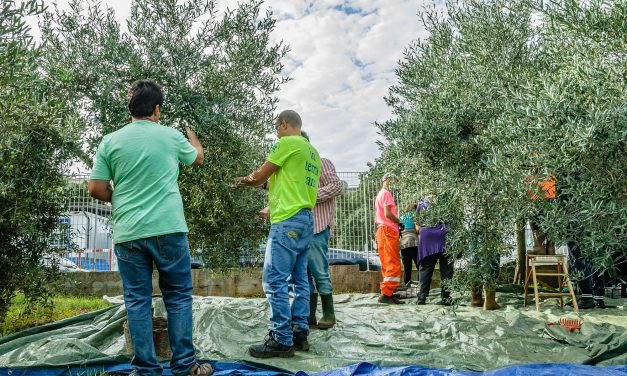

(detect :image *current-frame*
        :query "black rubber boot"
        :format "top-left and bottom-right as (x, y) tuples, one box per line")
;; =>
(308, 293), (318, 329)
(436, 297), (453, 306)
(392, 296), (406, 304)
(379, 294), (406, 304)
(317, 294), (336, 329)
(248, 332), (294, 358)
(293, 331), (310, 351)
(577, 297), (596, 309)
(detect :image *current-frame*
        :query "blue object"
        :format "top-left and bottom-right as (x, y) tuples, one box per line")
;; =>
(0, 361), (291, 376)
(308, 227), (333, 295)
(263, 209), (314, 346)
(305, 362), (627, 376)
(399, 212), (416, 230)
(115, 233), (196, 375)
(3, 362), (625, 376)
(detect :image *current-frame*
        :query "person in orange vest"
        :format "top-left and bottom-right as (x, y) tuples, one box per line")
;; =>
(374, 173), (405, 304)
(528, 176), (556, 254)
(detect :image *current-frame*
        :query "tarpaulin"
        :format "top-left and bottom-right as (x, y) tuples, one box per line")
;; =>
(2, 361), (625, 376)
(306, 362), (627, 376)
(0, 290), (625, 374)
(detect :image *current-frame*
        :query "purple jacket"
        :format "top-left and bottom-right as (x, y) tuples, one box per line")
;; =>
(416, 197), (448, 261)
(418, 225), (448, 261)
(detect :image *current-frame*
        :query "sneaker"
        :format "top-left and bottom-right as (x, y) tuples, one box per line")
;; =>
(415, 298), (426, 305)
(188, 363), (214, 376)
(594, 299), (606, 309)
(577, 297), (596, 310)
(249, 332), (294, 358)
(293, 331), (309, 351)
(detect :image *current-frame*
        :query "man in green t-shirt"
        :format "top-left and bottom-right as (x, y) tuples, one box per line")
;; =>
(88, 80), (212, 376)
(232, 110), (321, 358)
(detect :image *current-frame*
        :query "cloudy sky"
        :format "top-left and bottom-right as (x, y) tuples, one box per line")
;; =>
(41, 0), (432, 171)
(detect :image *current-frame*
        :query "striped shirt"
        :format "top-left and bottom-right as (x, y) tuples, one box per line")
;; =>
(314, 158), (342, 235)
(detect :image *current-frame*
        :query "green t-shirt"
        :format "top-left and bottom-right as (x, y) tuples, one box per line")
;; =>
(90, 120), (198, 243)
(267, 135), (321, 224)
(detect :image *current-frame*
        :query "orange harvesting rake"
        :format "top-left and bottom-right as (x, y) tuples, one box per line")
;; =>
(559, 318), (582, 331)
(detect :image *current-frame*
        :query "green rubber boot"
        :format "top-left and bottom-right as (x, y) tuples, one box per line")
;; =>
(308, 293), (318, 329)
(317, 294), (336, 329)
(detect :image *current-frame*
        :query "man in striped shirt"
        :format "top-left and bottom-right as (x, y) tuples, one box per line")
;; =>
(302, 132), (343, 329)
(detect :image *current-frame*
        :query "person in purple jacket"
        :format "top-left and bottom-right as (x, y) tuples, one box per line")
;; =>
(415, 197), (454, 305)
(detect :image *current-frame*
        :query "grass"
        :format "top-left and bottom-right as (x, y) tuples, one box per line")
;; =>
(0, 294), (113, 337)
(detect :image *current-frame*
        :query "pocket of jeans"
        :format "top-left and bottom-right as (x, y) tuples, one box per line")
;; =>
(114, 241), (134, 261)
(277, 222), (309, 251)
(158, 233), (188, 262)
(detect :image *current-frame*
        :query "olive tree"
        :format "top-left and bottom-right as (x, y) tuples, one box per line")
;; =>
(510, 0), (627, 274)
(0, 0), (79, 322)
(41, 0), (289, 268)
(377, 0), (626, 291)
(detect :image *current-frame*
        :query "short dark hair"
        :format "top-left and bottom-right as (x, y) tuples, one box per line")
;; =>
(128, 80), (163, 117)
(276, 110), (302, 128)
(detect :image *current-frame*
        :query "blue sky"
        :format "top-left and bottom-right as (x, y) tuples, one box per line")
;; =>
(42, 0), (430, 171)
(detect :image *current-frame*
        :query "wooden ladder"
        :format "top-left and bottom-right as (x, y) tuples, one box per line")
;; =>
(524, 254), (578, 312)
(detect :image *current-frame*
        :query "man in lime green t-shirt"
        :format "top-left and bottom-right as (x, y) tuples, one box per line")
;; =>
(88, 80), (212, 376)
(232, 109), (321, 358)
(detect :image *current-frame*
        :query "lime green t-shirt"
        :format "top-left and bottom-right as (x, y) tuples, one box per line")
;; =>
(90, 120), (198, 243)
(267, 135), (321, 224)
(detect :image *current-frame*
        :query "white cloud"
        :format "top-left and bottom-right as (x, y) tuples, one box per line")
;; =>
(39, 0), (430, 171)
(261, 0), (427, 171)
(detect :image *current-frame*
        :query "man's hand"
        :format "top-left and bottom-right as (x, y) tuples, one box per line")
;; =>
(230, 176), (249, 189)
(259, 206), (269, 220)
(88, 180), (113, 202)
(230, 162), (279, 189)
(384, 205), (400, 224)
(185, 127), (204, 167)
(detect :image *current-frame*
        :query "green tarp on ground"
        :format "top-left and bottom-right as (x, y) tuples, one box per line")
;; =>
(0, 288), (625, 373)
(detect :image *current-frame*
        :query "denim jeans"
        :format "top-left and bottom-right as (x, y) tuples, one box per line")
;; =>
(308, 227), (333, 295)
(115, 233), (195, 376)
(263, 209), (314, 346)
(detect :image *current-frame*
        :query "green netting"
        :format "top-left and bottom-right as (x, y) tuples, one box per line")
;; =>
(0, 289), (625, 373)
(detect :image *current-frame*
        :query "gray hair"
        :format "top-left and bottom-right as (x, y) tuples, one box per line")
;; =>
(382, 172), (399, 183)
(277, 110), (302, 129)
(301, 130), (310, 141)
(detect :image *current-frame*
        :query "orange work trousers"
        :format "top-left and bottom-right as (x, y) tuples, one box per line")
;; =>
(376, 225), (401, 296)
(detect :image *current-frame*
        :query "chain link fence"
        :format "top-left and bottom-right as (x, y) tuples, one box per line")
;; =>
(56, 172), (378, 271)
(54, 174), (115, 271)
(330, 172), (378, 257)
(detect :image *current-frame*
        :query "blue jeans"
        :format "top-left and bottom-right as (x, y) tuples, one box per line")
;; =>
(262, 209), (314, 346)
(115, 233), (195, 376)
(308, 227), (333, 295)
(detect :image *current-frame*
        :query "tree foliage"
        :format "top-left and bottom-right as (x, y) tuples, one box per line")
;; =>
(40, 0), (289, 268)
(377, 0), (626, 288)
(0, 0), (79, 322)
